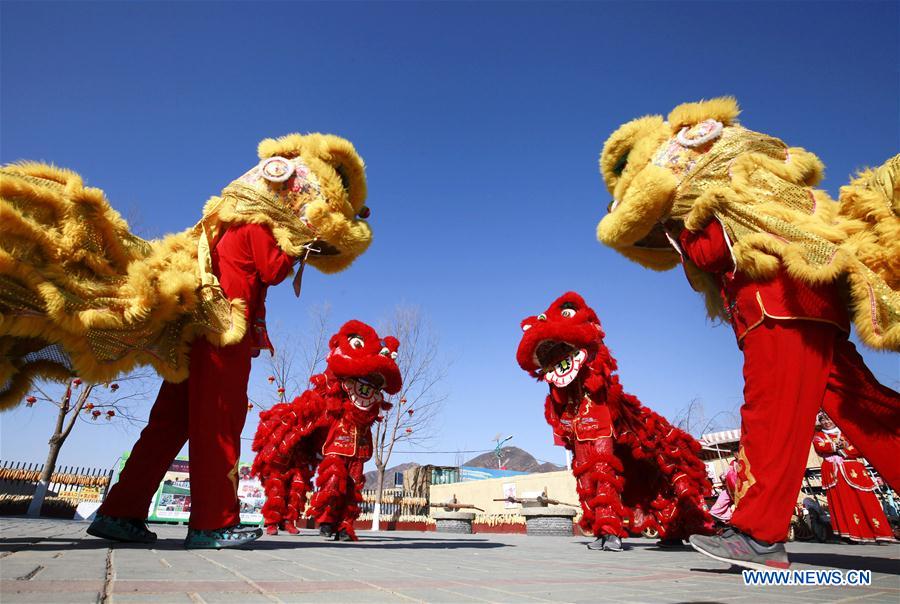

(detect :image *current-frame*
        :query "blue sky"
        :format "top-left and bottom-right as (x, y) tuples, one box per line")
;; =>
(1, 1), (897, 474)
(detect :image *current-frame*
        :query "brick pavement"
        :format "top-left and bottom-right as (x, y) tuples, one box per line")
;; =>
(1, 518), (898, 603)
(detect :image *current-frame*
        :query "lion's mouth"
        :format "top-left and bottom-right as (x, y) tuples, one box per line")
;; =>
(543, 349), (587, 388)
(345, 373), (386, 409)
(534, 340), (576, 369)
(308, 240), (341, 257)
(633, 219), (680, 250)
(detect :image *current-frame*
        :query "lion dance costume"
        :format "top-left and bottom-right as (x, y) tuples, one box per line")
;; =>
(813, 412), (895, 543)
(252, 320), (401, 541)
(596, 97), (899, 568)
(516, 292), (713, 551)
(1, 133), (375, 547)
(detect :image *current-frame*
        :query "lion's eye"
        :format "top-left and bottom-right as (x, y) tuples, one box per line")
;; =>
(349, 336), (365, 349)
(561, 308), (576, 318)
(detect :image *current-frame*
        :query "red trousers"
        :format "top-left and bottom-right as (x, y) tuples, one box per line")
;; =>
(572, 437), (627, 538)
(731, 319), (899, 543)
(308, 455), (366, 536)
(826, 480), (894, 543)
(99, 336), (252, 530)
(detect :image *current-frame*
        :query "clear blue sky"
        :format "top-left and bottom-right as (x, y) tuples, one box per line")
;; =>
(1, 1), (897, 474)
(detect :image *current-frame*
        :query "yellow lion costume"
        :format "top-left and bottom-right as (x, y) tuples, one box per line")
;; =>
(596, 97), (899, 351)
(0, 133), (372, 409)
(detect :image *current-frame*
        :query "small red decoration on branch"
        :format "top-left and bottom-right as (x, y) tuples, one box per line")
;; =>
(73, 378), (82, 386)
(106, 410), (115, 420)
(91, 410), (101, 420)
(26, 396), (37, 407)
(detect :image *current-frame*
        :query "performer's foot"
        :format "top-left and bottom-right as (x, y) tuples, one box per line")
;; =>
(586, 537), (605, 550)
(265, 524), (278, 536)
(285, 522), (300, 535)
(86, 513), (157, 544)
(656, 538), (688, 549)
(184, 524), (263, 549)
(337, 529), (353, 542)
(601, 535), (623, 552)
(689, 528), (790, 570)
(319, 523), (335, 539)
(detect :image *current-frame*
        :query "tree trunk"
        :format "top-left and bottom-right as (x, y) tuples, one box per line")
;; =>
(27, 438), (64, 517)
(372, 463), (386, 531)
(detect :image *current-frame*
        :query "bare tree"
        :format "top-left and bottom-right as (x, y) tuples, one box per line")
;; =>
(673, 397), (737, 438)
(371, 306), (447, 529)
(260, 303), (332, 408)
(25, 371), (157, 516)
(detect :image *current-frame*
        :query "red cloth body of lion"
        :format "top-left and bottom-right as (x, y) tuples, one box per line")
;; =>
(251, 320), (401, 541)
(516, 292), (713, 549)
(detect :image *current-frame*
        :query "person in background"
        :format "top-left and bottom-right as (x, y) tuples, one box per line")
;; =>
(813, 411), (895, 544)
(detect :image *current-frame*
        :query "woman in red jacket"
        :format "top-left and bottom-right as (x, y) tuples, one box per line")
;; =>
(813, 411), (895, 544)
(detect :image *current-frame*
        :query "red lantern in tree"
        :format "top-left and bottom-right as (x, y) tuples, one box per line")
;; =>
(247, 403), (254, 410)
(277, 387), (285, 395)
(408, 408), (414, 416)
(106, 410), (115, 420)
(405, 428), (413, 434)
(84, 403), (95, 411)
(400, 398), (407, 404)
(26, 396), (37, 407)
(109, 383), (119, 391)
(73, 378), (82, 386)
(267, 376), (275, 383)
(91, 410), (101, 420)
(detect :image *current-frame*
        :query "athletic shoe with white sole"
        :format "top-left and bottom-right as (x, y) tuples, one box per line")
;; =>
(689, 528), (790, 570)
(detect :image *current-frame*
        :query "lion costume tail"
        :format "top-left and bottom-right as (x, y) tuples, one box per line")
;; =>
(613, 390), (715, 539)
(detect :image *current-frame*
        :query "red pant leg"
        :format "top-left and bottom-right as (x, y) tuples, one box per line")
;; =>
(822, 338), (900, 490)
(186, 336), (252, 530)
(730, 320), (834, 543)
(99, 380), (189, 518)
(309, 455), (350, 525)
(573, 438), (626, 538)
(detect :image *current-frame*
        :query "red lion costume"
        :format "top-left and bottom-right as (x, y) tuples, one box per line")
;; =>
(251, 320), (401, 541)
(516, 292), (713, 550)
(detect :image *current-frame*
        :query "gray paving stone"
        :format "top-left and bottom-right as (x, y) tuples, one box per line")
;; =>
(1, 518), (899, 603)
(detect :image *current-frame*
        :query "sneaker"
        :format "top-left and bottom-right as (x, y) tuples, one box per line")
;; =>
(656, 538), (689, 549)
(337, 529), (353, 542)
(319, 523), (335, 539)
(184, 524), (262, 549)
(265, 524), (278, 536)
(602, 535), (623, 552)
(689, 528), (790, 570)
(87, 513), (157, 544)
(285, 522), (300, 535)
(586, 537), (605, 551)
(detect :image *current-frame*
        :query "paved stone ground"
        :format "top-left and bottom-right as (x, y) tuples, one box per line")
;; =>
(1, 518), (898, 603)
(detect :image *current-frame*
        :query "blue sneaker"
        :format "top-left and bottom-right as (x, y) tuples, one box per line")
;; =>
(184, 524), (262, 549)
(87, 513), (157, 544)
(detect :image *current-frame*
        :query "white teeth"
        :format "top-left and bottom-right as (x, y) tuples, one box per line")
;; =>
(543, 349), (587, 388)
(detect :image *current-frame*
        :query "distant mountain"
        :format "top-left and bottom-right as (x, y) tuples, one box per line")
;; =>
(362, 447), (563, 489)
(463, 446), (563, 473)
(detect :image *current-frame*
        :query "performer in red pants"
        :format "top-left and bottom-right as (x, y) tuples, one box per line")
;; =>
(681, 220), (900, 568)
(91, 223), (293, 548)
(813, 412), (895, 543)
